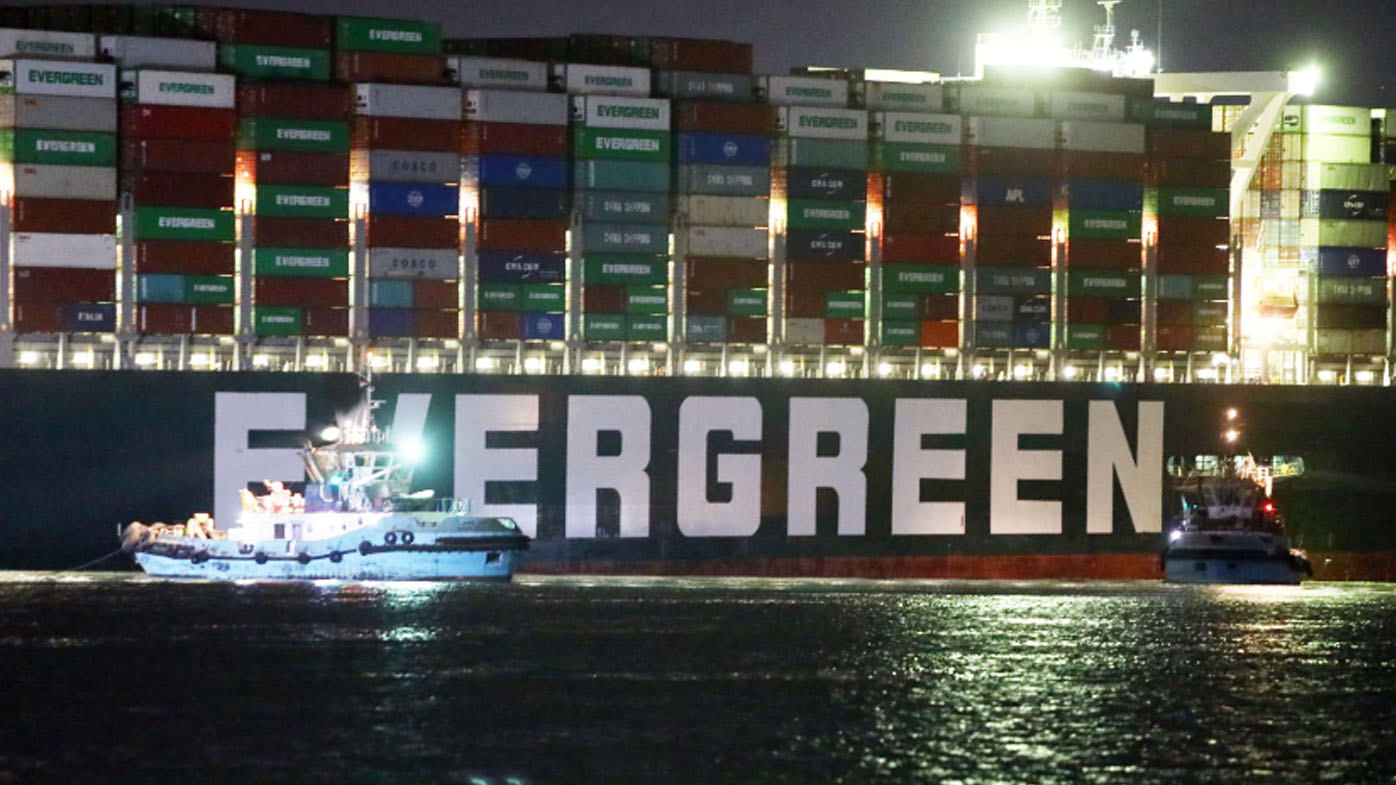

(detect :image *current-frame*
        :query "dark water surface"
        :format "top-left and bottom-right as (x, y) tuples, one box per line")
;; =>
(2, 574), (1394, 785)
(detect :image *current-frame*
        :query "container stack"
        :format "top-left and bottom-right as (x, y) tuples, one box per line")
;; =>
(2, 53), (119, 334)
(768, 75), (868, 348)
(1057, 91), (1145, 354)
(570, 85), (673, 345)
(868, 82), (963, 351)
(961, 85), (1055, 353)
(351, 82), (462, 341)
(659, 38), (771, 346)
(121, 68), (237, 336)
(460, 78), (569, 342)
(334, 16), (446, 85)
(1138, 99), (1231, 354)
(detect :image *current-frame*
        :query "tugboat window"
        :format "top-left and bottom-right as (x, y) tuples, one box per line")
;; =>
(274, 523), (285, 540)
(486, 552), (500, 564)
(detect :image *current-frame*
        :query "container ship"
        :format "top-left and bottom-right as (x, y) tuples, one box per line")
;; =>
(2, 2), (1395, 579)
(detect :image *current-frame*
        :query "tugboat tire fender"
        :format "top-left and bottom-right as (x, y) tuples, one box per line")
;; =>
(384, 532), (398, 546)
(255, 553), (268, 565)
(358, 541), (371, 556)
(401, 531), (415, 545)
(297, 553), (311, 565)
(330, 551), (343, 563)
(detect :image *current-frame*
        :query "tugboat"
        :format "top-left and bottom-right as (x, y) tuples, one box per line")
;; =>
(1162, 409), (1311, 584)
(120, 369), (529, 581)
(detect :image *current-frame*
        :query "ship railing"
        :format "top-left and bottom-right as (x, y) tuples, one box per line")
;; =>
(436, 498), (473, 514)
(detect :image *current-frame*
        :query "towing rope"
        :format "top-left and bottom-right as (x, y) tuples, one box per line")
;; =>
(59, 548), (125, 573)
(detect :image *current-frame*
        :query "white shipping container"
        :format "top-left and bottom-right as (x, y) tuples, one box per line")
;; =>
(0, 59), (116, 98)
(0, 28), (95, 60)
(366, 247), (461, 280)
(965, 116), (1056, 149)
(570, 95), (671, 131)
(1048, 91), (1126, 121)
(464, 89), (568, 126)
(1299, 218), (1388, 248)
(1350, 329), (1387, 354)
(354, 83), (462, 121)
(779, 106), (866, 140)
(349, 150), (461, 183)
(1301, 105), (1370, 136)
(957, 86), (1036, 117)
(0, 163), (117, 199)
(685, 226), (770, 258)
(0, 95), (116, 131)
(1302, 134), (1372, 164)
(99, 35), (216, 70)
(677, 195), (769, 227)
(864, 82), (943, 112)
(876, 111), (961, 144)
(1303, 162), (1388, 191)
(783, 317), (825, 343)
(449, 56), (548, 91)
(974, 295), (1014, 322)
(558, 64), (651, 97)
(1059, 120), (1145, 153)
(759, 75), (848, 107)
(9, 232), (117, 269)
(120, 69), (235, 108)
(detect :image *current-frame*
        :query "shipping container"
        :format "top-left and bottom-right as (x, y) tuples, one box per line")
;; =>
(351, 115), (458, 152)
(236, 117), (349, 153)
(449, 57), (548, 91)
(648, 37), (753, 74)
(881, 232), (959, 264)
(673, 101), (777, 135)
(1059, 121), (1145, 153)
(250, 184), (347, 219)
(369, 247), (460, 280)
(463, 154), (568, 190)
(579, 285), (624, 313)
(463, 90), (568, 126)
(254, 276), (348, 308)
(1067, 210), (1142, 241)
(252, 247), (350, 278)
(965, 146), (1059, 178)
(124, 171), (232, 208)
(413, 308), (458, 338)
(354, 182), (457, 217)
(2, 163), (115, 200)
(366, 308), (411, 338)
(13, 266), (113, 303)
(1048, 91), (1125, 121)
(1059, 151), (1144, 181)
(686, 314), (728, 342)
(336, 16), (442, 55)
(786, 167), (865, 201)
(131, 241), (233, 275)
(880, 172), (961, 204)
(0, 59), (115, 99)
(478, 187), (568, 220)
(760, 75), (848, 107)
(366, 215), (459, 248)
(580, 222), (669, 254)
(558, 64), (650, 97)
(675, 132), (770, 167)
(477, 251), (566, 283)
(119, 69), (235, 108)
(412, 280), (458, 309)
(774, 137), (868, 169)
(239, 150), (349, 185)
(475, 309), (523, 340)
(785, 230), (864, 262)
(685, 225), (767, 258)
(0, 95), (115, 132)
(675, 164), (769, 196)
(975, 205), (1052, 236)
(865, 84), (944, 113)
(12, 197), (113, 234)
(779, 107), (865, 141)
(964, 176), (1054, 207)
(1146, 128), (1230, 161)
(0, 128), (115, 167)
(1146, 158), (1229, 188)
(1305, 189), (1387, 221)
(575, 191), (669, 224)
(477, 218), (567, 253)
(100, 35), (216, 70)
(582, 254), (668, 285)
(460, 121), (567, 157)
(572, 160), (670, 192)
(956, 85), (1035, 117)
(570, 95), (670, 131)
(1065, 238), (1141, 269)
(872, 142), (961, 174)
(334, 52), (447, 85)
(572, 127), (671, 163)
(353, 82), (460, 120)
(975, 265), (1052, 295)
(676, 195), (767, 227)
(782, 316), (822, 344)
(252, 217), (348, 249)
(0, 28), (96, 60)
(119, 104), (236, 141)
(653, 70), (753, 101)
(1313, 247), (1387, 278)
(966, 116), (1055, 149)
(203, 8), (331, 48)
(1128, 99), (1211, 128)
(520, 284), (565, 312)
(236, 81), (351, 120)
(685, 257), (768, 289)
(1063, 180), (1144, 211)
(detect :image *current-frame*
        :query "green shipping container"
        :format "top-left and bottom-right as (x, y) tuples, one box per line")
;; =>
(1193, 275), (1230, 301)
(880, 293), (920, 319)
(1315, 276), (1387, 304)
(1156, 274), (1193, 300)
(881, 264), (958, 294)
(582, 254), (668, 285)
(1068, 210), (1141, 241)
(1155, 188), (1229, 218)
(1299, 219), (1388, 249)
(572, 128), (671, 163)
(582, 313), (627, 341)
(369, 280), (414, 308)
(136, 273), (186, 303)
(253, 306), (303, 336)
(787, 198), (865, 231)
(626, 316), (668, 342)
(573, 160), (671, 193)
(1064, 324), (1104, 351)
(1128, 98), (1211, 128)
(873, 142), (961, 174)
(881, 320), (920, 346)
(1068, 269), (1140, 299)
(1194, 325), (1228, 352)
(726, 288), (767, 317)
(625, 286), (668, 315)
(1193, 300), (1229, 325)
(132, 207), (235, 241)
(521, 284), (566, 311)
(218, 45), (333, 81)
(477, 283), (521, 310)
(237, 118), (350, 153)
(253, 185), (348, 219)
(775, 138), (869, 170)
(253, 247), (350, 278)
(825, 290), (866, 318)
(336, 16), (443, 55)
(186, 275), (234, 304)
(0, 128), (116, 166)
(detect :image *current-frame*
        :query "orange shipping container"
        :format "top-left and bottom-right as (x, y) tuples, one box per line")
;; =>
(476, 310), (523, 340)
(976, 206), (1052, 237)
(336, 52), (448, 86)
(12, 197), (114, 234)
(1059, 151), (1145, 181)
(824, 318), (864, 345)
(14, 267), (114, 304)
(414, 309), (459, 339)
(476, 219), (565, 254)
(881, 232), (959, 264)
(882, 201), (960, 234)
(1066, 239), (1141, 270)
(919, 320), (959, 348)
(366, 216), (458, 249)
(974, 234), (1052, 267)
(685, 257), (769, 290)
(966, 147), (1058, 178)
(352, 116), (460, 153)
(132, 241), (235, 275)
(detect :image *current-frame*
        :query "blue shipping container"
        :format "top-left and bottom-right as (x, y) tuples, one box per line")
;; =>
(965, 177), (1055, 208)
(1015, 295), (1051, 320)
(1314, 190), (1388, 221)
(63, 302), (116, 332)
(676, 132), (772, 166)
(1012, 320), (1051, 349)
(369, 280), (415, 308)
(784, 167), (866, 201)
(479, 187), (569, 220)
(366, 183), (460, 217)
(477, 251), (567, 283)
(137, 274), (186, 303)
(786, 230), (865, 262)
(465, 155), (568, 189)
(522, 312), (566, 340)
(1063, 180), (1143, 210)
(1315, 246), (1388, 277)
(367, 308), (414, 338)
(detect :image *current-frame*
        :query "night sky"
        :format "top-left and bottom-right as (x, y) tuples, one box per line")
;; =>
(111, 0), (1396, 106)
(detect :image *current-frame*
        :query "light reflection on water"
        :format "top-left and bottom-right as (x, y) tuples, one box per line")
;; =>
(0, 572), (1393, 785)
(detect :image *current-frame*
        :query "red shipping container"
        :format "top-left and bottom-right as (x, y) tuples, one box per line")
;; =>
(352, 116), (460, 153)
(120, 104), (237, 141)
(967, 147), (1059, 178)
(123, 138), (236, 174)
(336, 52), (448, 86)
(880, 172), (962, 205)
(685, 257), (769, 290)
(12, 197), (114, 234)
(461, 122), (569, 157)
(414, 308), (459, 339)
(303, 306), (349, 337)
(782, 285), (825, 318)
(974, 234), (1052, 267)
(919, 293), (959, 321)
(132, 241), (235, 275)
(1106, 325), (1141, 351)
(1155, 247), (1229, 275)
(139, 304), (193, 334)
(824, 318), (864, 346)
(12, 302), (64, 333)
(1156, 301), (1194, 327)
(727, 316), (767, 343)
(882, 201), (960, 234)
(784, 261), (866, 292)
(1155, 325), (1196, 352)
(124, 172), (234, 209)
(684, 288), (726, 315)
(920, 320), (959, 348)
(412, 280), (458, 310)
(366, 216), (458, 249)
(674, 101), (778, 134)
(254, 217), (349, 249)
(236, 150), (349, 186)
(1066, 239), (1142, 270)
(1157, 216), (1230, 248)
(1146, 128), (1230, 161)
(14, 267), (114, 304)
(1058, 151), (1145, 181)
(192, 305), (235, 335)
(881, 232), (959, 264)
(476, 219), (565, 254)
(1067, 298), (1108, 323)
(201, 7), (331, 48)
(1146, 159), (1230, 188)
(650, 37), (754, 74)
(581, 285), (626, 313)
(237, 82), (352, 120)
(476, 310), (523, 340)
(976, 206), (1052, 237)
(255, 277), (348, 308)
